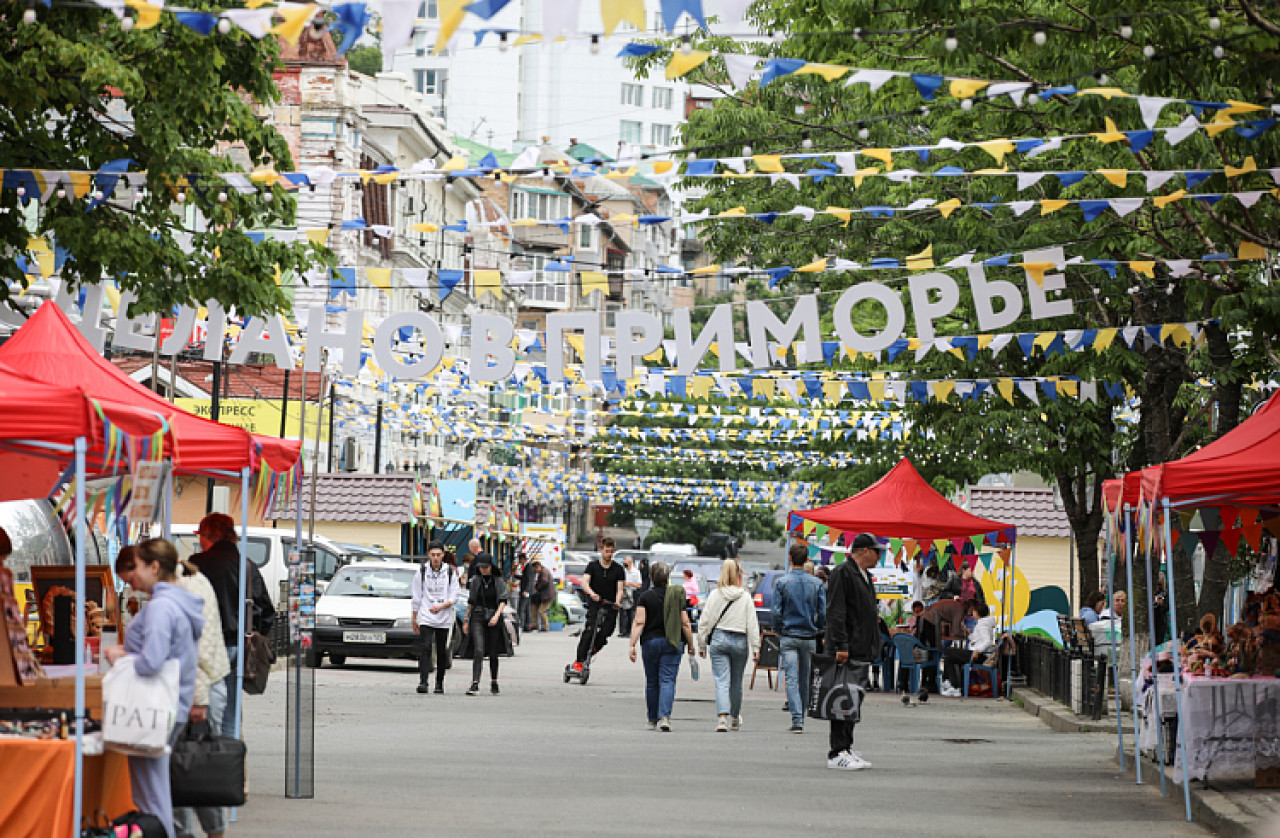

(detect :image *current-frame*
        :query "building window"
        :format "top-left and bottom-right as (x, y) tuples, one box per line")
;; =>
(512, 190), (568, 221)
(415, 69), (448, 96)
(650, 124), (672, 146)
(579, 224), (594, 250)
(620, 83), (644, 107)
(418, 0), (437, 18)
(652, 88), (674, 109)
(620, 120), (642, 144)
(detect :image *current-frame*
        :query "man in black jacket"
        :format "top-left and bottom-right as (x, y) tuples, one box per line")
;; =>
(190, 513), (275, 738)
(824, 533), (884, 771)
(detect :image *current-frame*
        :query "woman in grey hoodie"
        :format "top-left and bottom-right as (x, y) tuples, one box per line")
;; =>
(697, 559), (761, 732)
(105, 539), (205, 838)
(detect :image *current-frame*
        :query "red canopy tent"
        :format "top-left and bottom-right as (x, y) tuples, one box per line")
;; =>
(0, 301), (302, 477)
(1135, 390), (1280, 507)
(792, 458), (1016, 542)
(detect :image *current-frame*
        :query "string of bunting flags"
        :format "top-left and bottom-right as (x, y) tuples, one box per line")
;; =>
(788, 512), (1017, 567)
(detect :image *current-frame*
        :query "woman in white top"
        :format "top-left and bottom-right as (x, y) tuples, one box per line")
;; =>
(942, 602), (1000, 695)
(698, 559), (761, 732)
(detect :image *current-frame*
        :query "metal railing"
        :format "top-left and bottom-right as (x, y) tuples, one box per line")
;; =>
(1016, 634), (1107, 720)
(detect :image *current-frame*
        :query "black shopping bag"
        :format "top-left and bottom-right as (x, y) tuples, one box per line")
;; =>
(243, 631), (275, 696)
(170, 722), (248, 807)
(806, 655), (868, 722)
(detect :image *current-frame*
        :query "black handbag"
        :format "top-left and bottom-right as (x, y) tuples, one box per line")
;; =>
(169, 722), (248, 807)
(243, 631), (275, 696)
(106, 811), (167, 838)
(806, 655), (870, 722)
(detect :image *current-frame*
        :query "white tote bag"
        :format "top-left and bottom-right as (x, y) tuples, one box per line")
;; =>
(102, 655), (181, 756)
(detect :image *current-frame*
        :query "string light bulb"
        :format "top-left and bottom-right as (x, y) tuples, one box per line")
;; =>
(857, 125), (869, 140)
(1033, 28), (1046, 46)
(217, 190), (228, 203)
(1209, 7), (1221, 30)
(679, 35), (692, 55)
(944, 31), (958, 52)
(1143, 44), (1156, 58)
(15, 187), (24, 198)
(176, 189), (187, 203)
(217, 17), (231, 34)
(1213, 44), (1225, 58)
(121, 11), (135, 31)
(92, 190), (103, 202)
(1096, 72), (1109, 85)
(541, 167), (552, 181)
(262, 190), (273, 203)
(741, 144), (752, 157)
(23, 4), (36, 24)
(498, 32), (509, 52)
(56, 187), (66, 199)
(960, 98), (973, 110)
(801, 134), (813, 150)
(770, 29), (786, 44)
(589, 34), (600, 55)
(1119, 18), (1133, 39)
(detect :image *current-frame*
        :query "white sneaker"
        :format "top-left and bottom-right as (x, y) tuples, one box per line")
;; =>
(827, 751), (870, 771)
(658, 717), (671, 732)
(730, 715), (742, 731)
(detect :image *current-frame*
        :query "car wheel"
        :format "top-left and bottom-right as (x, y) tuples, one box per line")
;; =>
(329, 654), (347, 666)
(305, 648), (322, 668)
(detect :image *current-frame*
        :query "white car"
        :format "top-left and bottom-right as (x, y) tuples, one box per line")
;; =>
(556, 590), (587, 625)
(649, 543), (697, 557)
(309, 561), (419, 668)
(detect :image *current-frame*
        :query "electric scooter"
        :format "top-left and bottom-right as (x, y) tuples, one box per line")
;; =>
(563, 601), (619, 686)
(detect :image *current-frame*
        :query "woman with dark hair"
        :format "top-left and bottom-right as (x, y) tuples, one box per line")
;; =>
(628, 562), (696, 732)
(458, 553), (511, 695)
(103, 539), (205, 838)
(1079, 591), (1107, 626)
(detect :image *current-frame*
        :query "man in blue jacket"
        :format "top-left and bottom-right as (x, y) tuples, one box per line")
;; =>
(772, 544), (826, 733)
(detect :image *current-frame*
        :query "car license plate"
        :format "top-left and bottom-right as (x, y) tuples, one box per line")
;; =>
(342, 631), (385, 644)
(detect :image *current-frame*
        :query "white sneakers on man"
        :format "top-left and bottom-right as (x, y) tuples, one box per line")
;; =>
(827, 751), (871, 771)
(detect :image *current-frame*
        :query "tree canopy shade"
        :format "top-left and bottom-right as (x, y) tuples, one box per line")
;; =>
(794, 458), (1014, 542)
(0, 7), (332, 315)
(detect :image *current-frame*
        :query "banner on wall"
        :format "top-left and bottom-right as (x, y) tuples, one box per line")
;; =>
(522, 522), (565, 579)
(175, 398), (327, 440)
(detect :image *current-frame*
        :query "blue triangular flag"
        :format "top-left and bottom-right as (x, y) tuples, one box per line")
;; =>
(760, 58), (805, 87)
(911, 74), (944, 100)
(438, 268), (463, 301)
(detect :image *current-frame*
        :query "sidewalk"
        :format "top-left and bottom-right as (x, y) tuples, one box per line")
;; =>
(1016, 686), (1280, 838)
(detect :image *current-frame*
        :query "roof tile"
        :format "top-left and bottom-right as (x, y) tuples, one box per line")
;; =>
(269, 473), (416, 523)
(966, 486), (1071, 538)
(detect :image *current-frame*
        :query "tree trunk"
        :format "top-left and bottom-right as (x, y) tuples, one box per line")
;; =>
(1056, 468), (1106, 606)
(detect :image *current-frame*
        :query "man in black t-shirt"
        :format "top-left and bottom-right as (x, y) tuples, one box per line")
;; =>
(571, 538), (625, 671)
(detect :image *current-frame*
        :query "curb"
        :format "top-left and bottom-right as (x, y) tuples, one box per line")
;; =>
(1012, 687), (1134, 735)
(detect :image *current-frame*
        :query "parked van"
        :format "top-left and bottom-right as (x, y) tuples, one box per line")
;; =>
(648, 543), (697, 557)
(168, 525), (386, 606)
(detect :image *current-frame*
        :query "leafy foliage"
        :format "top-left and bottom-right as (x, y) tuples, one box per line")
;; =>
(346, 46), (383, 78)
(0, 8), (333, 315)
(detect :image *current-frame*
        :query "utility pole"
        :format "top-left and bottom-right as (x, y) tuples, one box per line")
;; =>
(205, 358), (222, 514)
(373, 400), (383, 474)
(279, 369), (291, 438)
(326, 383), (336, 473)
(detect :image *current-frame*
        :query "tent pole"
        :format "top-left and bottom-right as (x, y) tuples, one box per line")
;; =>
(1162, 498), (1192, 821)
(1105, 515), (1123, 770)
(72, 436), (86, 838)
(161, 458), (173, 541)
(1123, 505), (1142, 784)
(1144, 513), (1168, 797)
(1006, 542), (1017, 699)
(234, 468), (250, 739)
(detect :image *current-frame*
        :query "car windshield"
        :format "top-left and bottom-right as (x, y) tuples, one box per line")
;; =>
(563, 562), (588, 577)
(324, 567), (416, 598)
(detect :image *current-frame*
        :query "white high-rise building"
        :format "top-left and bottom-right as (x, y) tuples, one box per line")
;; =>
(392, 0), (692, 156)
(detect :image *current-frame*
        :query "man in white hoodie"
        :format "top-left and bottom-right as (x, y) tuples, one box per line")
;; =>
(698, 559), (761, 732)
(412, 541), (461, 694)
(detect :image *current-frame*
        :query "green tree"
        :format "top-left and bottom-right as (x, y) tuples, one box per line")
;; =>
(0, 10), (332, 315)
(346, 45), (383, 78)
(631, 0), (1280, 628)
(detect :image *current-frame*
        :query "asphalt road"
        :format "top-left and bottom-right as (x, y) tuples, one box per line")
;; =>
(229, 627), (1209, 838)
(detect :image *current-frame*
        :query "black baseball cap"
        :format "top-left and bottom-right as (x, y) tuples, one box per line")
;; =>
(851, 533), (880, 551)
(472, 552), (495, 569)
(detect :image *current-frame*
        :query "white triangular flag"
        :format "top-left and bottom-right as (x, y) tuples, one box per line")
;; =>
(1144, 171), (1176, 191)
(1166, 260), (1194, 277)
(769, 173), (800, 189)
(1017, 380), (1039, 404)
(1137, 97), (1175, 129)
(379, 0), (419, 68)
(943, 251), (976, 268)
(1237, 191), (1265, 208)
(1165, 115), (1200, 147)
(1109, 198), (1144, 217)
(1079, 382), (1098, 403)
(845, 69), (897, 91)
(716, 0), (754, 30)
(1026, 137), (1062, 159)
(986, 82), (1032, 105)
(223, 9), (273, 38)
(543, 0), (582, 38)
(1016, 172), (1046, 191)
(722, 54), (760, 90)
(402, 269), (431, 290)
(989, 334), (1014, 355)
(1009, 201), (1036, 217)
(786, 205), (815, 221)
(904, 199), (936, 211)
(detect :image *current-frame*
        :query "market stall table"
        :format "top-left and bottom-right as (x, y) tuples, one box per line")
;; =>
(0, 738), (133, 838)
(1156, 676), (1280, 783)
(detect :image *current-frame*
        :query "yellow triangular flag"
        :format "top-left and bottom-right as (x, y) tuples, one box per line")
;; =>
(689, 264), (721, 274)
(862, 148), (894, 170)
(794, 63), (848, 82)
(689, 376), (713, 400)
(796, 258), (827, 273)
(1205, 110), (1236, 137)
(411, 222), (440, 233)
(124, 0), (162, 28)
(1093, 329), (1117, 352)
(564, 333), (586, 360)
(950, 79), (990, 100)
(825, 206), (852, 226)
(580, 271), (609, 298)
(1033, 331), (1055, 351)
(1077, 87), (1130, 100)
(1021, 262), (1053, 286)
(1040, 200), (1069, 215)
(601, 0), (645, 35)
(937, 198), (961, 218)
(753, 155), (784, 173)
(666, 50), (711, 80)
(474, 269), (503, 300)
(1098, 169), (1128, 188)
(823, 381), (844, 403)
(1153, 189), (1186, 209)
(366, 268), (392, 293)
(997, 379), (1015, 404)
(441, 156), (467, 172)
(1092, 117), (1126, 144)
(1239, 240), (1267, 260)
(976, 139), (1015, 165)
(272, 2), (318, 45)
(905, 245), (934, 271)
(717, 207), (747, 217)
(1128, 261), (1156, 278)
(1225, 156), (1258, 178)
(755, 378), (776, 401)
(932, 380), (955, 402)
(652, 161), (675, 175)
(434, 0), (468, 53)
(1224, 100), (1265, 116)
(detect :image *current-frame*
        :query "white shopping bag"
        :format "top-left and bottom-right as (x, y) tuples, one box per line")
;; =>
(102, 655), (180, 756)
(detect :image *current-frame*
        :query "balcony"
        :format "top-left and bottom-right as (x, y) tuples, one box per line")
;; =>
(521, 281), (569, 310)
(511, 224), (570, 249)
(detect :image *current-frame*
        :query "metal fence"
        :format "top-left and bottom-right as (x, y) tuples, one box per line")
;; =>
(1015, 634), (1108, 720)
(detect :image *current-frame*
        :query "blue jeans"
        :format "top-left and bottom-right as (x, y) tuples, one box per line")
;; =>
(641, 635), (682, 723)
(708, 630), (749, 717)
(221, 645), (239, 738)
(174, 680), (227, 837)
(780, 636), (816, 727)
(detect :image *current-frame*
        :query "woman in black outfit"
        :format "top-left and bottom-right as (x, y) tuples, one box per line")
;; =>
(459, 553), (512, 695)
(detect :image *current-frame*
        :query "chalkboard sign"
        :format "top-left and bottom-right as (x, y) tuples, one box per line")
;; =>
(757, 632), (780, 670)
